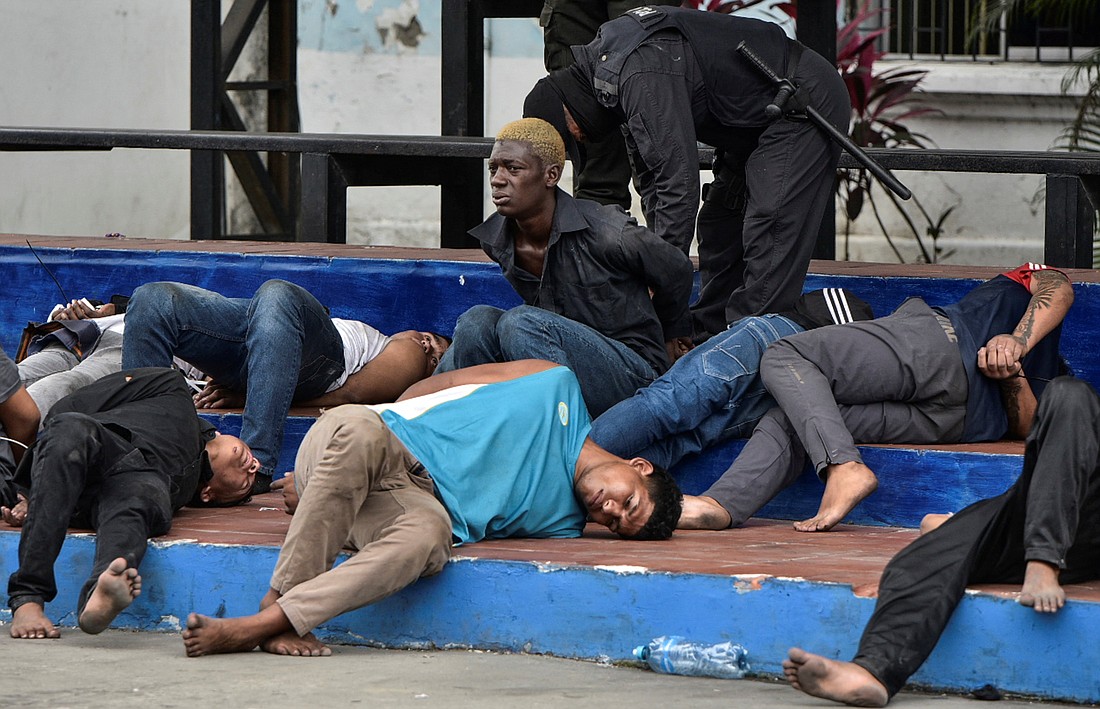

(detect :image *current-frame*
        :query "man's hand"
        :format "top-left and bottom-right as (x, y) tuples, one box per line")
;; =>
(51, 300), (115, 321)
(665, 336), (694, 365)
(977, 334), (1026, 380)
(271, 473), (299, 515)
(193, 382), (245, 409)
(1, 493), (28, 527)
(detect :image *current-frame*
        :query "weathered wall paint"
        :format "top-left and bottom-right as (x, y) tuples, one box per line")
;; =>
(0, 1), (1079, 261)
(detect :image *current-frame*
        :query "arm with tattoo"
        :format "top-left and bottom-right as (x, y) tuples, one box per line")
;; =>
(1010, 269), (1074, 354)
(997, 370), (1037, 439)
(979, 270), (1074, 379)
(979, 269), (1071, 436)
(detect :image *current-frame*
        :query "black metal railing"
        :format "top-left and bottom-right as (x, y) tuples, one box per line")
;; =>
(1, 125), (1097, 267)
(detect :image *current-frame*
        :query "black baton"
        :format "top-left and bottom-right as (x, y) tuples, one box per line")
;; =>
(736, 41), (912, 201)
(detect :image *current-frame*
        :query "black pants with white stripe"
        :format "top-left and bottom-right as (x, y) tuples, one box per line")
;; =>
(758, 297), (968, 477)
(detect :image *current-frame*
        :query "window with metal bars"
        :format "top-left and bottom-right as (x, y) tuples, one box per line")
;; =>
(856, 0), (1100, 61)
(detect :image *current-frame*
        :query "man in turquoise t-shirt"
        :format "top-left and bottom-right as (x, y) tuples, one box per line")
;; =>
(181, 359), (683, 658)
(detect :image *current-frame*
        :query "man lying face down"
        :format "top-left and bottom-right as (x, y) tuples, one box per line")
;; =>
(182, 360), (683, 657)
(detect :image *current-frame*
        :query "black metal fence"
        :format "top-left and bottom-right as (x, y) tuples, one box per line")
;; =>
(1, 125), (1096, 267)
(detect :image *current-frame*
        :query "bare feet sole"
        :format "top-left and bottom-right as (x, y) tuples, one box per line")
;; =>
(784, 647), (889, 707)
(260, 630), (332, 657)
(10, 603), (60, 639)
(795, 463), (879, 532)
(78, 557), (142, 634)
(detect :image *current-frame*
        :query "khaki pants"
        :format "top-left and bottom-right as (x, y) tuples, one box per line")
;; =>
(272, 405), (452, 635)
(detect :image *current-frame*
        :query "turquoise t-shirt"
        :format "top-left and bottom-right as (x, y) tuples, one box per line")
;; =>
(374, 366), (590, 544)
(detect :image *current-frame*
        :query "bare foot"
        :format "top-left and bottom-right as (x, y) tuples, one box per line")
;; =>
(678, 495), (732, 530)
(919, 513), (952, 536)
(10, 602), (60, 639)
(784, 647), (889, 707)
(795, 462), (878, 532)
(182, 603), (293, 657)
(1, 493), (28, 527)
(1018, 560), (1065, 613)
(260, 630), (332, 656)
(78, 557), (141, 634)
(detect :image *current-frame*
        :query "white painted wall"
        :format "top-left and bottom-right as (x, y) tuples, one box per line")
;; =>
(841, 60), (1089, 265)
(0, 0), (1090, 266)
(0, 0), (191, 240)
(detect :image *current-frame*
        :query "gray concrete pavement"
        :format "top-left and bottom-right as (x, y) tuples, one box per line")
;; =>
(0, 628), (1071, 709)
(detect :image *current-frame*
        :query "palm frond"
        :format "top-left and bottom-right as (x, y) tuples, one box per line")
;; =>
(1054, 49), (1100, 153)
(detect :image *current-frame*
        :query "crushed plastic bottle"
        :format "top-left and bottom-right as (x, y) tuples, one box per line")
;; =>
(632, 635), (749, 679)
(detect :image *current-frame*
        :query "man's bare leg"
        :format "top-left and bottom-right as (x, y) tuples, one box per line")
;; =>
(78, 557), (142, 634)
(795, 462), (879, 532)
(256, 588), (331, 657)
(784, 647), (889, 707)
(1018, 560), (1065, 613)
(10, 602), (60, 639)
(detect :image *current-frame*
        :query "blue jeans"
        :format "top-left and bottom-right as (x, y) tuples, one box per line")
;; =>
(435, 304), (656, 417)
(122, 280), (344, 481)
(589, 314), (803, 469)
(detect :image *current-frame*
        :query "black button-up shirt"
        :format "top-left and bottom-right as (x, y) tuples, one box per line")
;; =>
(470, 188), (693, 374)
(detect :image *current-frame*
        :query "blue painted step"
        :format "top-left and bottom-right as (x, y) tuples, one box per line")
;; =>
(3, 241), (1099, 391)
(2, 522), (1097, 703)
(3, 237), (1098, 703)
(216, 407), (1026, 529)
(1, 238), (1085, 528)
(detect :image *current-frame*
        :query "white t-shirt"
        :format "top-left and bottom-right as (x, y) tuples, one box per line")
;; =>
(95, 313), (126, 335)
(326, 319), (392, 392)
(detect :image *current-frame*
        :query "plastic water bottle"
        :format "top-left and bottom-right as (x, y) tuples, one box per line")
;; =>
(632, 635), (749, 679)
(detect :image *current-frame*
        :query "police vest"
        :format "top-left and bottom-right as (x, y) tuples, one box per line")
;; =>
(588, 5), (795, 126)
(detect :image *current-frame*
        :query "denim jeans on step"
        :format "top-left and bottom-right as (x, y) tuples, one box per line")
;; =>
(122, 280), (344, 481)
(589, 314), (803, 469)
(435, 304), (656, 417)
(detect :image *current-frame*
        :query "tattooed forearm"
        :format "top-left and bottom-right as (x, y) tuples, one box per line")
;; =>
(1030, 270), (1067, 309)
(998, 374), (1036, 438)
(1012, 270), (1071, 348)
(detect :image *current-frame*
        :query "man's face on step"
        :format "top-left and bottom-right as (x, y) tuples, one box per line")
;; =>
(203, 434), (259, 505)
(574, 458), (655, 538)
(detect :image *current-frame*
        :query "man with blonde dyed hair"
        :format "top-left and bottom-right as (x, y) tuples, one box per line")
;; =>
(496, 117), (566, 168)
(436, 117), (694, 417)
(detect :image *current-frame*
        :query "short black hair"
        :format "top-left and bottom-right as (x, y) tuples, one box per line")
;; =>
(622, 463), (682, 541)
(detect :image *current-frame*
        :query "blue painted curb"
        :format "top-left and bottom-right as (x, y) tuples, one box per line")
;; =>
(2, 529), (1097, 702)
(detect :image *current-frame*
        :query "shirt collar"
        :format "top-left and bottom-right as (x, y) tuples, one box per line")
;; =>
(468, 188), (588, 250)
